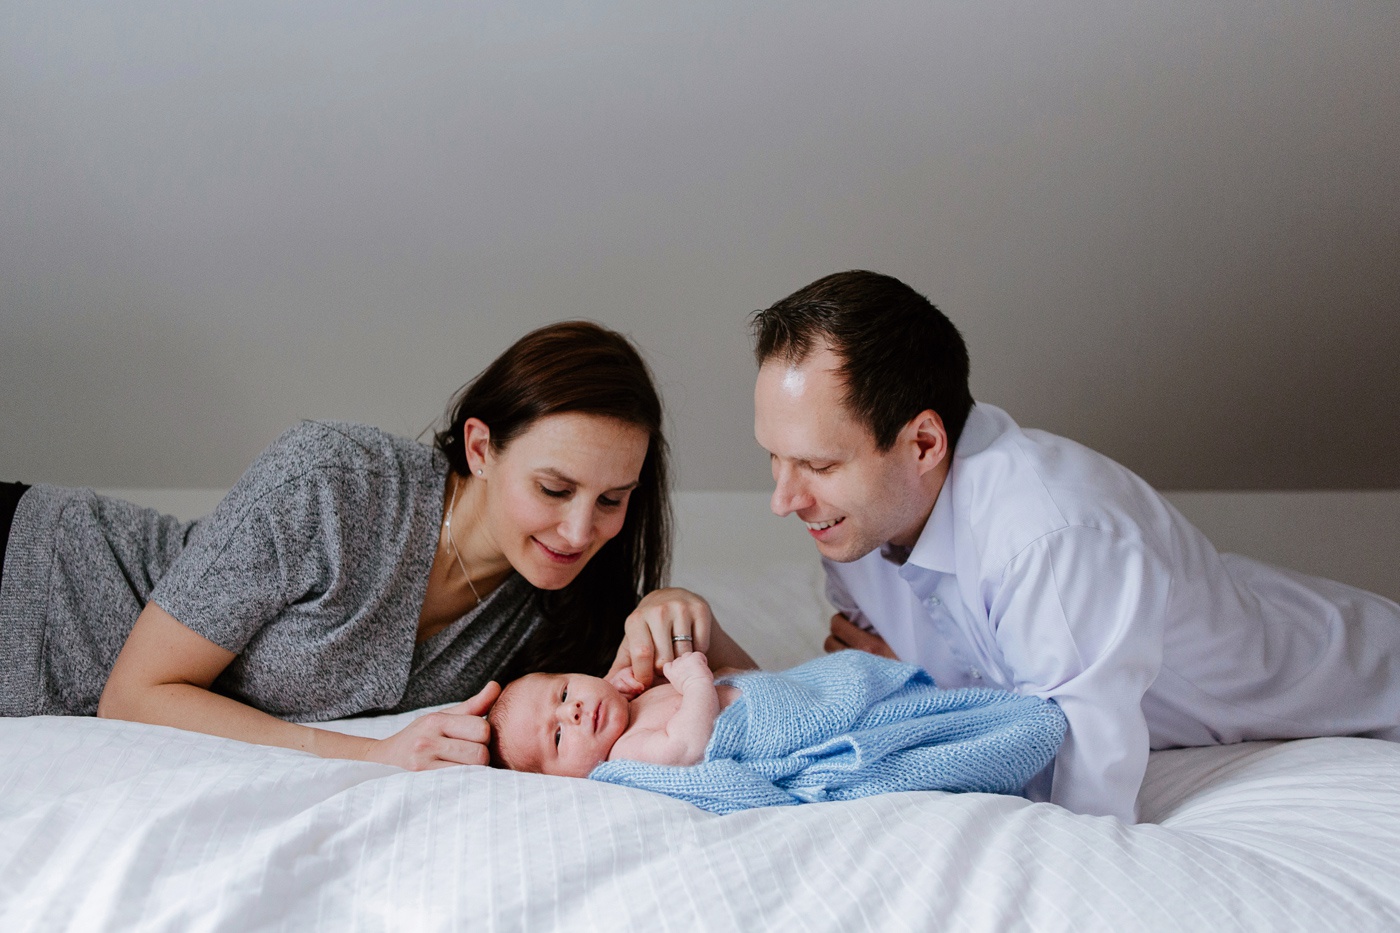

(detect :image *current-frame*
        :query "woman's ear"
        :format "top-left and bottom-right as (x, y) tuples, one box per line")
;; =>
(462, 417), (492, 474)
(908, 409), (949, 476)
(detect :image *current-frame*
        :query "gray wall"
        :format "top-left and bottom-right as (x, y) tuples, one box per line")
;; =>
(3, 1), (1397, 491)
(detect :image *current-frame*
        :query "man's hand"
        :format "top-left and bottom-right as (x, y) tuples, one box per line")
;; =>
(824, 613), (897, 659)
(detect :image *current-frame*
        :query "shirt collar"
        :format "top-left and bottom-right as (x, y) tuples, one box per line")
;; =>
(905, 483), (957, 575)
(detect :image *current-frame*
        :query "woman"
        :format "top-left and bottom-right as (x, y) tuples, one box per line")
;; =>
(0, 321), (754, 769)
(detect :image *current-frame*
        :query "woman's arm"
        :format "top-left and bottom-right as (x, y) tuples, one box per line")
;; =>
(99, 602), (497, 769)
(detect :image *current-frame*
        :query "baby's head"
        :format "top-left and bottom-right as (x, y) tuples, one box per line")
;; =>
(487, 671), (634, 777)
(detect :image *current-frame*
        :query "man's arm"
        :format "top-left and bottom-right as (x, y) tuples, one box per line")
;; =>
(822, 561), (898, 657)
(610, 652), (720, 767)
(825, 612), (897, 658)
(992, 526), (1168, 823)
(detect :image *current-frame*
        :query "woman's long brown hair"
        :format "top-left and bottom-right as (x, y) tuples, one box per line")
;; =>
(434, 321), (671, 677)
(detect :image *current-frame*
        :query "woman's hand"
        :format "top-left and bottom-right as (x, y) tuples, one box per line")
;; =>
(606, 587), (714, 689)
(606, 587), (759, 690)
(362, 681), (501, 770)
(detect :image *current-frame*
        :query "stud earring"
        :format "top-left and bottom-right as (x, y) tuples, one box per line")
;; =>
(476, 469), (483, 476)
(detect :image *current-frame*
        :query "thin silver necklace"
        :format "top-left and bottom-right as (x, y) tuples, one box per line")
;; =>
(443, 474), (482, 606)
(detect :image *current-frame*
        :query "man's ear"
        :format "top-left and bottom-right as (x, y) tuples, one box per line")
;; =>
(907, 410), (949, 476)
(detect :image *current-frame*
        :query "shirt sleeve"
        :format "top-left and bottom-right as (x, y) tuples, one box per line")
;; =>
(822, 559), (873, 631)
(149, 428), (344, 653)
(990, 525), (1170, 823)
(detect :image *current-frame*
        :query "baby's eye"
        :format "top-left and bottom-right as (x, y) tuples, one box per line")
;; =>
(561, 686), (568, 702)
(554, 727), (561, 748)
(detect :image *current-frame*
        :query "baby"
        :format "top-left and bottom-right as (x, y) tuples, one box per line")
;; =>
(486, 649), (1068, 815)
(487, 651), (731, 777)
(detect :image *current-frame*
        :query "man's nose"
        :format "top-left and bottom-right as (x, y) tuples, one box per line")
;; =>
(771, 465), (812, 517)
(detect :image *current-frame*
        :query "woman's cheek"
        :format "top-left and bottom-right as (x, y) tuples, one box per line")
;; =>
(600, 510), (628, 542)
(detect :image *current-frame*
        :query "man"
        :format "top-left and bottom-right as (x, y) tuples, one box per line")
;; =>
(751, 269), (1400, 822)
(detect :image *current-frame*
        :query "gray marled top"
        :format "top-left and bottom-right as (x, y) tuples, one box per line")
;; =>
(0, 421), (542, 719)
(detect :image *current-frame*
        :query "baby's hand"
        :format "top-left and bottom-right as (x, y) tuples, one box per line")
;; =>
(661, 651), (713, 691)
(607, 667), (646, 699)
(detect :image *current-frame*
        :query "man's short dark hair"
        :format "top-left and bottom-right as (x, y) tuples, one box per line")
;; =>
(750, 270), (973, 451)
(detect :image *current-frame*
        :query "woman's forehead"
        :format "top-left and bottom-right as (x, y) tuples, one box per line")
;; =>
(504, 413), (649, 482)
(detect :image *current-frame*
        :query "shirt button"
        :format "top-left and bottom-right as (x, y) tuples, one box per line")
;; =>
(925, 596), (941, 607)
(969, 669), (983, 680)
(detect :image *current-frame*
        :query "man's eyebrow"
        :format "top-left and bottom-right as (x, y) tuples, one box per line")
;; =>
(537, 468), (639, 493)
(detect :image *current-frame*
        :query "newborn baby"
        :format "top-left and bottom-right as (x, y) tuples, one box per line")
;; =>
(487, 651), (731, 776)
(487, 649), (1068, 815)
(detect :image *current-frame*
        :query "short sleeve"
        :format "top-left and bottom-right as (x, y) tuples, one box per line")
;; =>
(991, 525), (1170, 823)
(149, 426), (347, 653)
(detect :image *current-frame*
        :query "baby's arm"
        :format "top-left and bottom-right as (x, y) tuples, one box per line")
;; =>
(610, 652), (719, 767)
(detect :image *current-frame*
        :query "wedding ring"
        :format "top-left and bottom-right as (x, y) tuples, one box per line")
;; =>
(671, 634), (694, 643)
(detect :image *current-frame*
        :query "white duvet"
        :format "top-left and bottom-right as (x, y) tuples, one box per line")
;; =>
(4, 563), (1399, 931)
(3, 711), (1398, 932)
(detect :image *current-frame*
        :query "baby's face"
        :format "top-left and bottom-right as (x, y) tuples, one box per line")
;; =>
(494, 672), (631, 777)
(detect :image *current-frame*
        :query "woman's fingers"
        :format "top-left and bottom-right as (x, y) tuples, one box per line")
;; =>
(426, 737), (490, 767)
(609, 588), (719, 688)
(426, 710), (490, 745)
(446, 680), (501, 718)
(375, 707), (494, 770)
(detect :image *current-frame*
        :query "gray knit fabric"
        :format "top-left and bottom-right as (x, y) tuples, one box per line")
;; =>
(0, 421), (542, 720)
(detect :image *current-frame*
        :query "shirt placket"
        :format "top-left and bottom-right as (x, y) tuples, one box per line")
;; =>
(900, 565), (985, 688)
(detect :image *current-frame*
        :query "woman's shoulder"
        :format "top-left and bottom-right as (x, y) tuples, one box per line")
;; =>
(256, 420), (442, 479)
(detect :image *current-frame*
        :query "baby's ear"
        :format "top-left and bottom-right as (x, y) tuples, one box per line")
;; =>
(608, 668), (645, 699)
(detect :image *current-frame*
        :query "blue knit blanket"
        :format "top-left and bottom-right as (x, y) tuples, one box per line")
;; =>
(588, 651), (1066, 814)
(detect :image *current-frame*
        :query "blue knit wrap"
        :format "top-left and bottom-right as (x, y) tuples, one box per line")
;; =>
(588, 651), (1067, 814)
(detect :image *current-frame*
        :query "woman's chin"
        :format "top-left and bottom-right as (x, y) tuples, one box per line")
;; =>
(517, 554), (587, 590)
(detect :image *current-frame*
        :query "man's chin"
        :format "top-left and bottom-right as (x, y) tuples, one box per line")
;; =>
(813, 535), (877, 564)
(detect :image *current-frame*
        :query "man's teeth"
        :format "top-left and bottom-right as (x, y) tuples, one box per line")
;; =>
(805, 519), (841, 531)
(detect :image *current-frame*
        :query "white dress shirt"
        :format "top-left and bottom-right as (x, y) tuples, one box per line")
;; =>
(825, 403), (1400, 822)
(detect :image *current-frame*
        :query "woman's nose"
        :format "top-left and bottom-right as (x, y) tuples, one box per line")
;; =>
(558, 506), (593, 549)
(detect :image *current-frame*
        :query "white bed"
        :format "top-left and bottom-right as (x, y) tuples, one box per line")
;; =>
(3, 490), (1399, 932)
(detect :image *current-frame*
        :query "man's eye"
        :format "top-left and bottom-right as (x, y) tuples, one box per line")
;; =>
(540, 486), (569, 498)
(810, 464), (835, 474)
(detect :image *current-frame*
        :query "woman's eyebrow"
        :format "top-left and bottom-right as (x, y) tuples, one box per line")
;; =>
(537, 468), (639, 493)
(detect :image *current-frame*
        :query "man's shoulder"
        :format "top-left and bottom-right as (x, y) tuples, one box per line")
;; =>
(953, 405), (1165, 538)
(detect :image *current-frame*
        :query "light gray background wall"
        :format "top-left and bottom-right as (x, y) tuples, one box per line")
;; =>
(3, 1), (1397, 492)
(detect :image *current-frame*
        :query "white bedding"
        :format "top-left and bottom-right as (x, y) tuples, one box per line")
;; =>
(3, 714), (1398, 932)
(5, 498), (1400, 932)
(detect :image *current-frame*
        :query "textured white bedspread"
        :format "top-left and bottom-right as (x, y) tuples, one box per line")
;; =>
(3, 711), (1398, 932)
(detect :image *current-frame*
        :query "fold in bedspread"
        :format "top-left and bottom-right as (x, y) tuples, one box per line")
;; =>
(588, 650), (1067, 813)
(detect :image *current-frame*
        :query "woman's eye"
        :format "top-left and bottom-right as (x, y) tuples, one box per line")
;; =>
(540, 486), (570, 499)
(598, 495), (623, 509)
